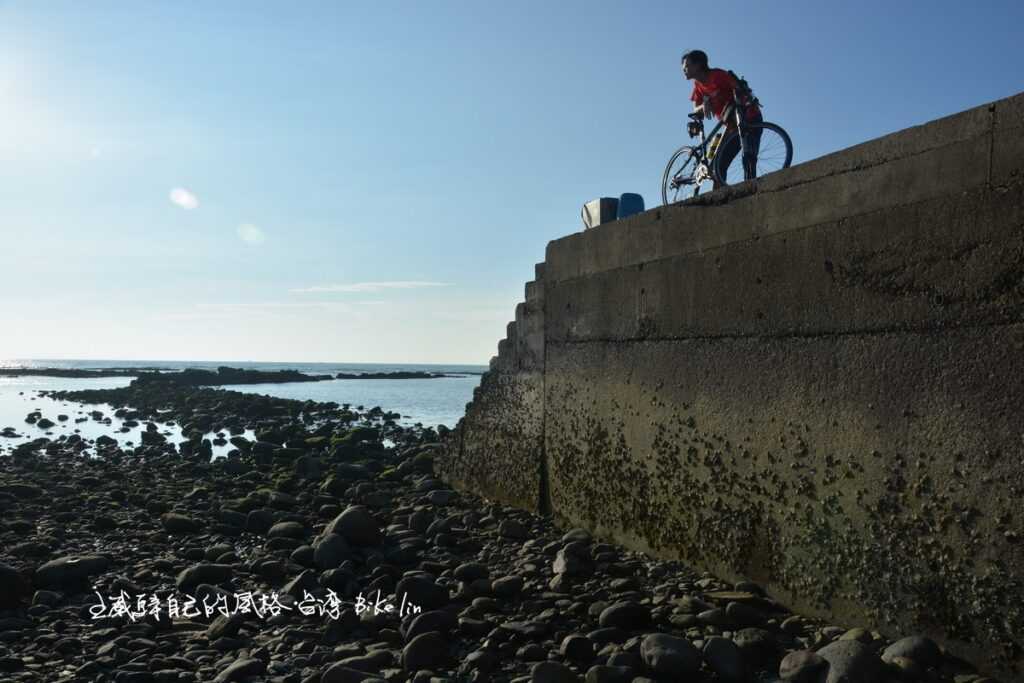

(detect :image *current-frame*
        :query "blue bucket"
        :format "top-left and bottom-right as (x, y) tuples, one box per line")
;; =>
(617, 193), (644, 219)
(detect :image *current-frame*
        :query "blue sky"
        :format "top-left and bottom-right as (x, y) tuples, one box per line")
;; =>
(1, 0), (1022, 363)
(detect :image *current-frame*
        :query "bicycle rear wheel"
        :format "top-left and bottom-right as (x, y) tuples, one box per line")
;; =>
(712, 122), (793, 187)
(661, 145), (715, 205)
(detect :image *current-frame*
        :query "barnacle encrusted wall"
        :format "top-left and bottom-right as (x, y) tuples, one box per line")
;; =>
(437, 267), (547, 514)
(440, 92), (1024, 678)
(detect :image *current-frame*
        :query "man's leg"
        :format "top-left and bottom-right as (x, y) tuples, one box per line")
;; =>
(742, 127), (763, 180)
(742, 113), (764, 180)
(714, 133), (741, 189)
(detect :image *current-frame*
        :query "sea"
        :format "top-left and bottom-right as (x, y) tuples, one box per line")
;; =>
(0, 359), (485, 457)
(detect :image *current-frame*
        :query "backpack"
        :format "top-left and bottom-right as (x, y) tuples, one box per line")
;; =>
(728, 69), (761, 108)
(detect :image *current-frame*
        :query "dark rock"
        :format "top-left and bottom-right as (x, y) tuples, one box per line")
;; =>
(425, 489), (456, 505)
(453, 562), (489, 582)
(408, 509), (433, 533)
(0, 656), (24, 672)
(402, 630), (448, 671)
(725, 600), (765, 625)
(462, 649), (499, 673)
(531, 661), (579, 683)
(321, 664), (378, 683)
(229, 436), (251, 452)
(246, 508), (276, 534)
(598, 601), (650, 630)
(283, 569), (320, 600)
(405, 609), (457, 642)
(336, 651), (392, 672)
(0, 562), (30, 609)
(816, 640), (882, 683)
(702, 635), (746, 682)
(584, 665), (634, 683)
(325, 506), (382, 546)
(395, 574), (449, 611)
(3, 483), (42, 499)
(779, 650), (827, 682)
(881, 635), (941, 667)
(294, 454), (324, 480)
(206, 613), (246, 640)
(175, 564), (233, 592)
(640, 633), (701, 675)
(733, 627), (777, 667)
(160, 513), (201, 533)
(499, 519), (529, 540)
(587, 627), (627, 645)
(140, 430), (166, 445)
(267, 521), (306, 539)
(697, 607), (732, 627)
(562, 528), (592, 543)
(31, 589), (61, 607)
(314, 532), (351, 570)
(212, 657), (266, 682)
(219, 510), (247, 529)
(492, 575), (524, 597)
(560, 634), (595, 666)
(553, 546), (593, 577)
(35, 555), (110, 588)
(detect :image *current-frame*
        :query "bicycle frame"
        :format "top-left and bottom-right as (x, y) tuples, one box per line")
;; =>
(690, 101), (748, 168)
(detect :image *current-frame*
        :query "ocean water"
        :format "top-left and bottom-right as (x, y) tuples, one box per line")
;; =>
(0, 359), (485, 456)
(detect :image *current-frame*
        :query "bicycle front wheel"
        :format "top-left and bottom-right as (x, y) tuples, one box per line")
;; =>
(712, 122), (793, 187)
(661, 145), (714, 205)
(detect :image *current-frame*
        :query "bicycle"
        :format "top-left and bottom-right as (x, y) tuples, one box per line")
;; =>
(661, 96), (793, 205)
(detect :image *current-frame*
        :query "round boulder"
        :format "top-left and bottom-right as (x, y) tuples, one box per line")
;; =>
(598, 601), (650, 630)
(325, 506), (382, 546)
(395, 574), (449, 611)
(640, 633), (701, 675)
(160, 513), (201, 533)
(881, 635), (941, 668)
(34, 555), (110, 588)
(816, 640), (882, 683)
(402, 630), (448, 672)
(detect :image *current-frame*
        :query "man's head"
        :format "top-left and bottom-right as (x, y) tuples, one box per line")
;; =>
(681, 49), (709, 80)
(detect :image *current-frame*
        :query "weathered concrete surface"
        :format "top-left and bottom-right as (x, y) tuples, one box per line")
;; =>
(440, 91), (1024, 679)
(545, 325), (1024, 675)
(436, 265), (548, 514)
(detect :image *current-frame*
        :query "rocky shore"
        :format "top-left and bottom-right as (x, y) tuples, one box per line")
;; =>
(0, 369), (142, 379)
(334, 373), (454, 381)
(132, 367), (333, 387)
(1, 366), (334, 386)
(0, 367), (465, 385)
(0, 384), (998, 682)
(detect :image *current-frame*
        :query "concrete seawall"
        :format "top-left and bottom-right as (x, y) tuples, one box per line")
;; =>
(437, 92), (1024, 678)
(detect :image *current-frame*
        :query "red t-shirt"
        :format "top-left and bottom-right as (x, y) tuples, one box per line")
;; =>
(690, 68), (760, 123)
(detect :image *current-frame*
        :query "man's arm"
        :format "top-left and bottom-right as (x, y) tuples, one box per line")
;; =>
(693, 97), (713, 120)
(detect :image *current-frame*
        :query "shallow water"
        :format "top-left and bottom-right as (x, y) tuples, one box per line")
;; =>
(0, 363), (483, 456)
(0, 375), (244, 457)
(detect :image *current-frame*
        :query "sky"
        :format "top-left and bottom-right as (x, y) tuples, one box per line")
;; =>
(1, 0), (1022, 364)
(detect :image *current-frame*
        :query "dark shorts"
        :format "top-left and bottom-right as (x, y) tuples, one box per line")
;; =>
(716, 110), (763, 183)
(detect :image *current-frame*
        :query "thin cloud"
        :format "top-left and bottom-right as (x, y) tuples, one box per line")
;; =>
(290, 281), (450, 294)
(196, 302), (353, 310)
(169, 187), (199, 210)
(237, 223), (266, 245)
(158, 301), (359, 322)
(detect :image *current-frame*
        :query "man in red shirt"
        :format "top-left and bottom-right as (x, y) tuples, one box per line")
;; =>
(682, 49), (762, 187)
